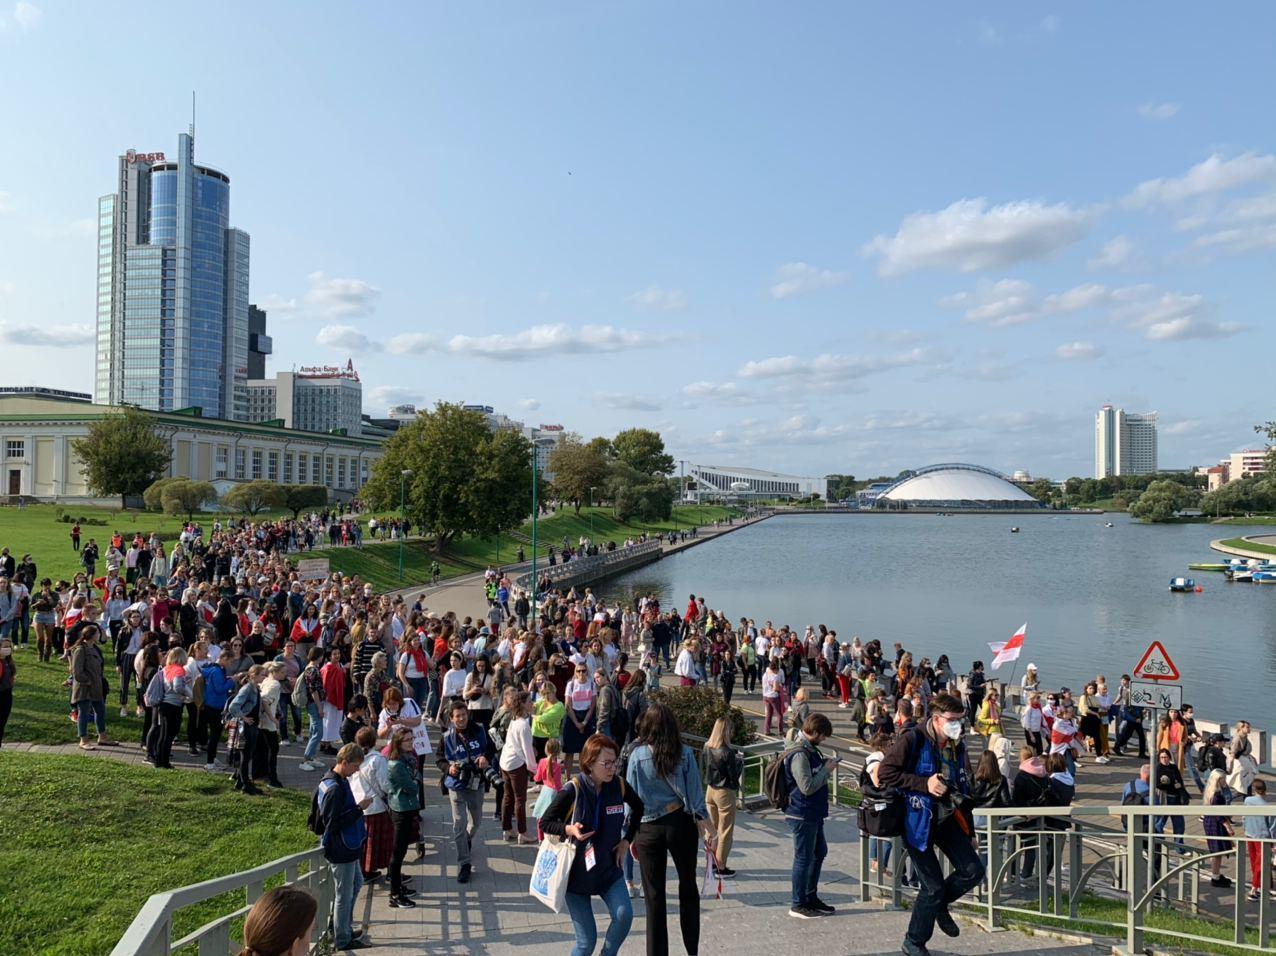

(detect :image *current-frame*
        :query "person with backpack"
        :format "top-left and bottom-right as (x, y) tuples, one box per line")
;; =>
(199, 653), (234, 772)
(878, 693), (984, 956)
(296, 648), (326, 772)
(776, 712), (837, 919)
(540, 733), (645, 956)
(226, 665), (265, 795)
(312, 743), (372, 950)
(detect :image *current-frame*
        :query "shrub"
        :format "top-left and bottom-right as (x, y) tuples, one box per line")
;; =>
(649, 686), (756, 745)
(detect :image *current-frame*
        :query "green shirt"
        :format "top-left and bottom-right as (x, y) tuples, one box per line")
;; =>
(532, 699), (565, 739)
(386, 758), (421, 813)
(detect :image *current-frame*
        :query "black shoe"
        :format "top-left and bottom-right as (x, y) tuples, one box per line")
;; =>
(388, 894), (417, 908)
(241, 784), (263, 796)
(458, 863), (472, 884)
(414, 843), (427, 861)
(268, 779), (284, 789)
(1212, 876), (1233, 888)
(935, 908), (960, 937)
(788, 904), (823, 919)
(363, 870), (382, 883)
(901, 941), (930, 956)
(343, 940), (371, 951)
(809, 896), (835, 914)
(716, 866), (737, 878)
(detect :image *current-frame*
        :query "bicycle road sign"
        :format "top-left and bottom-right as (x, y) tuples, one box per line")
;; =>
(1132, 640), (1180, 681)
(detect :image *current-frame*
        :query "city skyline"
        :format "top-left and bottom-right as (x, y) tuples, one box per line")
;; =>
(1, 3), (1274, 477)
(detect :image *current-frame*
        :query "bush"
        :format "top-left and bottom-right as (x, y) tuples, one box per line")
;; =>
(649, 686), (756, 745)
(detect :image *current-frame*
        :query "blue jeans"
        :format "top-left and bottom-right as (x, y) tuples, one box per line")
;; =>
(330, 859), (363, 948)
(76, 698), (106, 738)
(304, 702), (322, 760)
(787, 817), (827, 907)
(564, 877), (633, 956)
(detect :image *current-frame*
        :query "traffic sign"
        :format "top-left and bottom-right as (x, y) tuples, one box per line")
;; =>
(1132, 640), (1180, 681)
(1129, 680), (1182, 711)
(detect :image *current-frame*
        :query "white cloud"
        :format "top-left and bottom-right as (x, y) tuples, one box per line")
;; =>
(1055, 341), (1102, 361)
(863, 198), (1092, 275)
(303, 271), (381, 319)
(517, 398), (541, 411)
(316, 324), (381, 353)
(680, 381), (760, 406)
(0, 279), (13, 297)
(738, 347), (933, 384)
(0, 321), (94, 346)
(862, 411), (954, 431)
(626, 286), (687, 311)
(448, 323), (673, 361)
(1042, 282), (1110, 313)
(1115, 291), (1242, 342)
(0, 191), (13, 214)
(698, 414), (852, 450)
(768, 262), (849, 300)
(940, 279), (1111, 327)
(594, 393), (663, 412)
(1126, 152), (1276, 207)
(14, 1), (42, 31)
(368, 385), (421, 409)
(1164, 419), (1202, 436)
(1188, 191), (1276, 252)
(1143, 316), (1242, 342)
(1138, 102), (1180, 121)
(257, 293), (298, 314)
(385, 332), (437, 355)
(1087, 235), (1136, 270)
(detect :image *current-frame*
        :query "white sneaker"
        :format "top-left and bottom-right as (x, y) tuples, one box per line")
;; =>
(204, 763), (217, 772)
(119, 707), (129, 718)
(299, 761), (319, 772)
(280, 739), (292, 747)
(838, 703), (848, 709)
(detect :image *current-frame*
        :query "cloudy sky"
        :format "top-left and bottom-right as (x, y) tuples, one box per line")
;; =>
(1, 2), (1273, 478)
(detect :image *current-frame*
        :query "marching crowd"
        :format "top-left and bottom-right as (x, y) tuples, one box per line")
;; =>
(2, 516), (1274, 956)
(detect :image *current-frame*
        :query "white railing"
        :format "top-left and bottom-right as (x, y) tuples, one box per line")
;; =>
(857, 804), (1275, 955)
(111, 847), (331, 956)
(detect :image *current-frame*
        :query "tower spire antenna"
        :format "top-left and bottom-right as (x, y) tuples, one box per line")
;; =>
(190, 90), (196, 137)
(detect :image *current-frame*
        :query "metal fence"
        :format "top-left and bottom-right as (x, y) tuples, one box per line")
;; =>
(515, 539), (662, 592)
(110, 847), (332, 956)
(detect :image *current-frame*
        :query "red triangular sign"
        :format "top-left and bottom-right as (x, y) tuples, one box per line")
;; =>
(1133, 640), (1180, 681)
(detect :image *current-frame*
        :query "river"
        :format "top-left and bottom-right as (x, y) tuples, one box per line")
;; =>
(600, 513), (1275, 723)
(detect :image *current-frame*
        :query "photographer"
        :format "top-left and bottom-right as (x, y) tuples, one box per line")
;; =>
(879, 693), (984, 956)
(436, 698), (498, 884)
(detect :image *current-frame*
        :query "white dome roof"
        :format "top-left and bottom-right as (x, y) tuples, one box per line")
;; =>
(882, 465), (1039, 504)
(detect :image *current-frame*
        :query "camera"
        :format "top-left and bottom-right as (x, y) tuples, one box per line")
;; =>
(456, 758), (503, 790)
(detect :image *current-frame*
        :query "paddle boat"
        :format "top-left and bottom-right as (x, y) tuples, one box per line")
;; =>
(1169, 577), (1197, 592)
(1228, 568), (1255, 582)
(1104, 522), (1114, 528)
(1188, 563), (1231, 571)
(1010, 527), (1020, 533)
(1253, 571), (1276, 584)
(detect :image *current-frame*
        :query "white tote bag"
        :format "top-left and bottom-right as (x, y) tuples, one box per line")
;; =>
(529, 835), (577, 913)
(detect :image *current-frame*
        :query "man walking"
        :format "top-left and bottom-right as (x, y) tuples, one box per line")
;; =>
(436, 699), (491, 884)
(317, 743), (372, 951)
(785, 713), (837, 919)
(879, 693), (985, 956)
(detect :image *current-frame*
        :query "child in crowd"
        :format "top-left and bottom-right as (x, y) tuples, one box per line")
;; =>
(531, 738), (563, 840)
(340, 694), (370, 745)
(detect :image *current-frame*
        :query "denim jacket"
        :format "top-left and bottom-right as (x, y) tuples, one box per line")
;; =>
(625, 743), (708, 824)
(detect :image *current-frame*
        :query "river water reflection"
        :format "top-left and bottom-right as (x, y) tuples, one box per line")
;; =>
(601, 513), (1276, 723)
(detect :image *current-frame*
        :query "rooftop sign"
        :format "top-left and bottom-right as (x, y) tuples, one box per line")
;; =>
(125, 150), (166, 164)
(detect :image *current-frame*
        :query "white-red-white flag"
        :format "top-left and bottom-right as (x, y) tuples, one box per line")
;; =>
(988, 623), (1027, 670)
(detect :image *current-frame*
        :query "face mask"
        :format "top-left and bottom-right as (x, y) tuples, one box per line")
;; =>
(0, 647), (11, 658)
(942, 719), (964, 740)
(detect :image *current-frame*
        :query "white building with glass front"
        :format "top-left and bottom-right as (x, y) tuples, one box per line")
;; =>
(686, 464), (827, 501)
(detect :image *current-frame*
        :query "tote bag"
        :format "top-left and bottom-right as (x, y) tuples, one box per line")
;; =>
(528, 835), (577, 913)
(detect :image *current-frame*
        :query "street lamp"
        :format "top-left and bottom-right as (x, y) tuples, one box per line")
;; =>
(398, 468), (412, 583)
(530, 448), (539, 628)
(588, 486), (599, 542)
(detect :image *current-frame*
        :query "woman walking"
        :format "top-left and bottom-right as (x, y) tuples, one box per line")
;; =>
(71, 623), (114, 750)
(385, 725), (421, 908)
(703, 716), (742, 876)
(257, 662), (285, 787)
(540, 733), (645, 956)
(355, 725), (394, 883)
(155, 647), (193, 769)
(563, 662), (597, 777)
(626, 702), (715, 956)
(761, 658), (785, 736)
(1203, 769), (1236, 887)
(499, 690), (538, 844)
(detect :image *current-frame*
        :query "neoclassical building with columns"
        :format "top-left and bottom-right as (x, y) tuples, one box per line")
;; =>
(0, 390), (384, 504)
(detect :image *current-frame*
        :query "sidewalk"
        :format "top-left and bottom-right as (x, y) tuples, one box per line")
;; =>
(353, 804), (1104, 955)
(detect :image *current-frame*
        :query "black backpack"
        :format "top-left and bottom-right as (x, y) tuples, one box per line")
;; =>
(856, 764), (905, 837)
(763, 746), (803, 810)
(306, 782), (328, 836)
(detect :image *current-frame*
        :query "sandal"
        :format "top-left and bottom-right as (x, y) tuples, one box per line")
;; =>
(78, 742), (97, 751)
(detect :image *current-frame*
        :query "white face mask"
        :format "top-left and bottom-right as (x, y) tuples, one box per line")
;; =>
(942, 719), (964, 740)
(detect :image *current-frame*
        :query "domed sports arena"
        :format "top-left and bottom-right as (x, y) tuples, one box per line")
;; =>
(877, 463), (1045, 511)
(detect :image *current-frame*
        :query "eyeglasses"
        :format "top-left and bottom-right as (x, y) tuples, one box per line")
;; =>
(597, 759), (617, 770)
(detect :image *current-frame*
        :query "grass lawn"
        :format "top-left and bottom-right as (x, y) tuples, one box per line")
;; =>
(0, 751), (313, 956)
(307, 540), (471, 593)
(7, 656), (148, 745)
(1213, 515), (1276, 526)
(1218, 536), (1276, 556)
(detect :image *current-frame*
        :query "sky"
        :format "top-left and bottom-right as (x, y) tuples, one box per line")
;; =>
(1, 2), (1274, 479)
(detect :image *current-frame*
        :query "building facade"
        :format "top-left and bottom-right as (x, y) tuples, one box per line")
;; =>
(0, 394), (382, 503)
(247, 304), (272, 380)
(95, 133), (250, 421)
(1095, 405), (1158, 477)
(247, 363), (363, 436)
(686, 464), (827, 501)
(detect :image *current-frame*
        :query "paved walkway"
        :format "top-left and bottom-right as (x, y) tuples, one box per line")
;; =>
(353, 804), (1104, 955)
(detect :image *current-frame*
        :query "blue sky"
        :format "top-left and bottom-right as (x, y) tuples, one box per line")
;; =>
(2, 2), (1274, 478)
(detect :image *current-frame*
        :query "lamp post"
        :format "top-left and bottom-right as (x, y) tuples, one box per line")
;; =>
(398, 468), (412, 583)
(588, 486), (599, 543)
(530, 447), (539, 628)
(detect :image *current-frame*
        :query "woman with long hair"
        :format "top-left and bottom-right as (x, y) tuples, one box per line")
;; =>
(563, 661), (597, 777)
(703, 716), (743, 877)
(385, 725), (421, 908)
(498, 690), (538, 845)
(237, 885), (317, 956)
(1202, 769), (1236, 887)
(626, 702), (715, 956)
(464, 655), (496, 730)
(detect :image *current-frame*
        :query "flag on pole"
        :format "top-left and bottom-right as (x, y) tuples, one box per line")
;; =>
(988, 623), (1027, 670)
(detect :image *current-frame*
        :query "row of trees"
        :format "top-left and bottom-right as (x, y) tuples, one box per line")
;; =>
(142, 477), (329, 519)
(547, 427), (676, 522)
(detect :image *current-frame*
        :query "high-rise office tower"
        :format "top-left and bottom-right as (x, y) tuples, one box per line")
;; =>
(247, 305), (271, 380)
(1095, 405), (1158, 477)
(95, 132), (250, 420)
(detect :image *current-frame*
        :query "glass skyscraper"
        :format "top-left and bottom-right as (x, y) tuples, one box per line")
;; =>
(94, 132), (250, 421)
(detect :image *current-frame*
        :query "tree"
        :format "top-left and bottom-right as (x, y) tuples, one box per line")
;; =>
(607, 460), (675, 522)
(825, 474), (858, 501)
(282, 484), (329, 519)
(1254, 421), (1276, 474)
(548, 436), (610, 513)
(223, 480), (286, 516)
(611, 428), (674, 477)
(1201, 476), (1276, 517)
(361, 402), (532, 550)
(161, 480), (216, 520)
(1028, 478), (1057, 505)
(143, 476), (183, 513)
(71, 407), (172, 507)
(1129, 479), (1198, 522)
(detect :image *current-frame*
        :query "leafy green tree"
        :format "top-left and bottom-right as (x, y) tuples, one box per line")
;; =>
(548, 435), (610, 514)
(1201, 476), (1276, 516)
(611, 428), (674, 477)
(71, 407), (172, 508)
(161, 480), (217, 520)
(361, 402), (532, 549)
(607, 460), (674, 522)
(825, 474), (858, 501)
(1129, 479), (1198, 522)
(1028, 478), (1058, 505)
(143, 477), (182, 513)
(223, 480), (286, 516)
(282, 484), (329, 519)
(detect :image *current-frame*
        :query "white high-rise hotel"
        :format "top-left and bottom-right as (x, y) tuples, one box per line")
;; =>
(1095, 405), (1158, 478)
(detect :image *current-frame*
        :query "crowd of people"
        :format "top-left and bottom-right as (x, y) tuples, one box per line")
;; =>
(4, 513), (1274, 955)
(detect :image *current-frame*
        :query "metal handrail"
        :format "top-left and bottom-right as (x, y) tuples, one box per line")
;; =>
(516, 539), (663, 591)
(111, 847), (331, 956)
